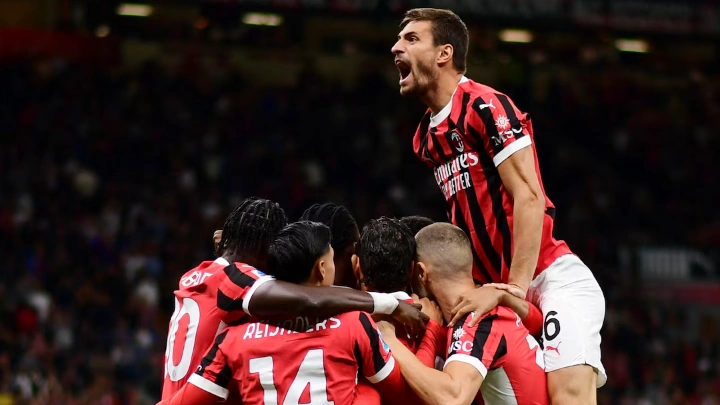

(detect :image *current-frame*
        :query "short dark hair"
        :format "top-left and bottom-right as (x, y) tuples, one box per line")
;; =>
(357, 217), (416, 293)
(267, 221), (332, 284)
(401, 8), (469, 73)
(216, 197), (288, 261)
(300, 203), (358, 254)
(400, 215), (435, 236)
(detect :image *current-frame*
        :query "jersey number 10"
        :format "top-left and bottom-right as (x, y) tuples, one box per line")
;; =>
(249, 349), (335, 405)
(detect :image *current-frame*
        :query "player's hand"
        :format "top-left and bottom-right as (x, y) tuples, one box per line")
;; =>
(376, 320), (397, 337)
(412, 294), (443, 325)
(213, 230), (223, 248)
(391, 300), (429, 339)
(449, 285), (503, 327)
(485, 283), (526, 299)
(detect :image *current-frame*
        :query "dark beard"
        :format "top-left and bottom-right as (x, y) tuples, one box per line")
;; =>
(405, 59), (437, 98)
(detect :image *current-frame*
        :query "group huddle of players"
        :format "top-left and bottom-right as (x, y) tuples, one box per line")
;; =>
(159, 6), (610, 404)
(159, 198), (549, 405)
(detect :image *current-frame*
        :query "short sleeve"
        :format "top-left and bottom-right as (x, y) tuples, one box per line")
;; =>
(444, 313), (506, 378)
(216, 262), (275, 322)
(469, 93), (533, 167)
(189, 330), (233, 399)
(352, 313), (396, 384)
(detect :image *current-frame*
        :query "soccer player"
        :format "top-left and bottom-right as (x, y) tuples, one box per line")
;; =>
(399, 215), (435, 236)
(392, 8), (606, 404)
(162, 198), (426, 399)
(351, 217), (444, 362)
(300, 202), (361, 289)
(378, 222), (549, 405)
(159, 221), (413, 405)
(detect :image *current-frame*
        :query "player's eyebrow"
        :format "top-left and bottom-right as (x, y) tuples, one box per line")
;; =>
(398, 31), (419, 40)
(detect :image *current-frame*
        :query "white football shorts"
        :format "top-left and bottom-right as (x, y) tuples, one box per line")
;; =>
(527, 254), (607, 388)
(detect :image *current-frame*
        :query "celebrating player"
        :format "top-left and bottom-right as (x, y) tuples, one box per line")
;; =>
(352, 217), (444, 363)
(378, 222), (549, 405)
(300, 202), (361, 289)
(392, 8), (606, 404)
(159, 221), (413, 405)
(161, 198), (427, 399)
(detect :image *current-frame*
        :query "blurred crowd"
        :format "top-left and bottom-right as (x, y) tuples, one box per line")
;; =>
(0, 41), (718, 404)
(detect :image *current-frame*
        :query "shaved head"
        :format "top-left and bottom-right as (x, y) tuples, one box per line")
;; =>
(415, 223), (473, 280)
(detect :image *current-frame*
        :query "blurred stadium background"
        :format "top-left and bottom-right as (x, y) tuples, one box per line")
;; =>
(0, 0), (718, 404)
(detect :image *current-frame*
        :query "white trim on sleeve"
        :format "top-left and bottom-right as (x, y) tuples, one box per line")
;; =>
(189, 373), (230, 399)
(242, 275), (276, 316)
(444, 354), (488, 378)
(367, 356), (396, 384)
(493, 135), (532, 167)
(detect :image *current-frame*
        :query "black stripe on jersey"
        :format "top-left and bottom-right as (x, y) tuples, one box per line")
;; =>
(470, 314), (499, 363)
(468, 122), (513, 276)
(472, 96), (503, 156)
(458, 161), (503, 280)
(353, 342), (365, 377)
(490, 335), (507, 369)
(359, 313), (385, 375)
(546, 207), (556, 220)
(451, 200), (495, 284)
(495, 94), (525, 140)
(443, 92), (473, 153)
(224, 263), (257, 289)
(217, 289), (244, 313)
(429, 126), (451, 162)
(418, 111), (437, 165)
(197, 329), (229, 376)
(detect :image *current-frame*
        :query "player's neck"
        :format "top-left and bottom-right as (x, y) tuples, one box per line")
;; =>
(434, 281), (477, 324)
(423, 72), (465, 115)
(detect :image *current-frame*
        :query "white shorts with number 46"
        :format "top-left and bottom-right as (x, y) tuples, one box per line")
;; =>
(527, 254), (607, 388)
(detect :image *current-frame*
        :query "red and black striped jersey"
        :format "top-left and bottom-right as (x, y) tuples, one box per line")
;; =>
(161, 258), (274, 400)
(412, 76), (572, 285)
(190, 312), (404, 405)
(445, 307), (549, 405)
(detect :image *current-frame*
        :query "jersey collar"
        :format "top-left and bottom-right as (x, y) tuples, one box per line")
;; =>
(430, 76), (469, 128)
(214, 257), (230, 266)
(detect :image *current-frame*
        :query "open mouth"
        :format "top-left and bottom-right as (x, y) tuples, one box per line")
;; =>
(395, 59), (412, 82)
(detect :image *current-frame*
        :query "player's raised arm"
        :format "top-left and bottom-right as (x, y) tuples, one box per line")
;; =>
(247, 280), (429, 337)
(377, 321), (482, 405)
(469, 95), (544, 297)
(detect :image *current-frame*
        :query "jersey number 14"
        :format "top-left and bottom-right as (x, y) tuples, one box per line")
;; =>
(250, 349), (334, 405)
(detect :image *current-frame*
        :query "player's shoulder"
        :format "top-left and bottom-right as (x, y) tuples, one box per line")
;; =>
(176, 259), (227, 291)
(459, 77), (507, 100)
(456, 306), (518, 332)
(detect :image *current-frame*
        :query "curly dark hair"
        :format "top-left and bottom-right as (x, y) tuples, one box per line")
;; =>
(215, 197), (288, 267)
(267, 221), (332, 285)
(400, 215), (435, 236)
(357, 217), (416, 293)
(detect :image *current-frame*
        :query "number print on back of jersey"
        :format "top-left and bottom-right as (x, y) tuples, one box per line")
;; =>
(165, 297), (201, 382)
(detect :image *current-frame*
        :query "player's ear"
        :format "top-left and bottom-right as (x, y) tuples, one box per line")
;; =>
(437, 44), (454, 66)
(351, 254), (365, 289)
(416, 261), (428, 284)
(312, 260), (325, 286)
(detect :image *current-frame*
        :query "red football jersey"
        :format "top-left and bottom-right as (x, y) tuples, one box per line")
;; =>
(445, 306), (549, 405)
(413, 76), (572, 285)
(161, 258), (274, 399)
(189, 311), (402, 405)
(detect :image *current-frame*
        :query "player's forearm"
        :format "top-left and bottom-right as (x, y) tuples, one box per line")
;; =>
(415, 320), (444, 368)
(385, 336), (461, 405)
(498, 290), (529, 319)
(249, 281), (388, 318)
(498, 291), (543, 336)
(508, 194), (544, 294)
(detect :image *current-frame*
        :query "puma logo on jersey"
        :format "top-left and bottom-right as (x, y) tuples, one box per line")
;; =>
(478, 99), (495, 110)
